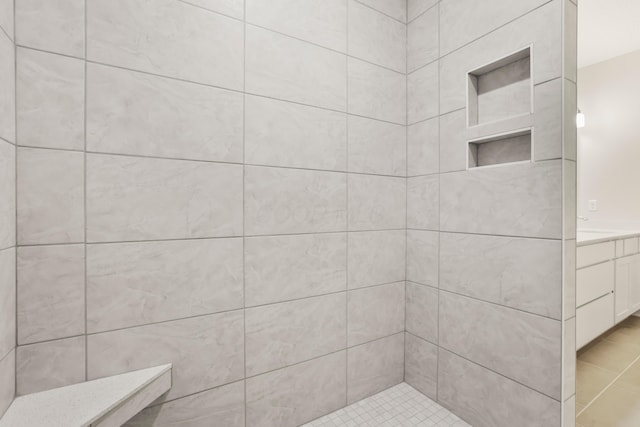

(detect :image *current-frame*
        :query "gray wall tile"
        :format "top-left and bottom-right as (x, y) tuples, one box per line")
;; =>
(564, 317), (576, 399)
(404, 332), (437, 399)
(245, 293), (346, 376)
(348, 230), (405, 289)
(245, 95), (347, 171)
(408, 118), (439, 176)
(17, 148), (84, 245)
(348, 174), (406, 231)
(408, 61), (438, 124)
(245, 233), (346, 307)
(0, 0), (13, 41)
(439, 109), (466, 173)
(87, 63), (243, 163)
(406, 282), (438, 343)
(0, 248), (15, 359)
(0, 350), (13, 418)
(348, 282), (405, 346)
(439, 160), (563, 239)
(348, 115), (406, 177)
(17, 244), (84, 344)
(246, 351), (346, 427)
(440, 233), (562, 319)
(564, 239), (576, 320)
(87, 238), (243, 333)
(124, 381), (245, 427)
(357, 0), (406, 22)
(245, 166), (347, 235)
(348, 58), (406, 124)
(534, 79), (563, 161)
(407, 0), (437, 22)
(246, 25), (347, 111)
(16, 336), (85, 395)
(17, 48), (84, 150)
(439, 292), (562, 399)
(16, 0), (84, 57)
(180, 0), (244, 20)
(406, 230), (438, 286)
(0, 34), (15, 144)
(347, 333), (404, 404)
(407, 4), (438, 72)
(348, 0), (406, 73)
(87, 154), (243, 242)
(0, 142), (14, 250)
(87, 0), (244, 90)
(438, 349), (561, 427)
(88, 311), (244, 402)
(407, 174), (439, 230)
(246, 0), (346, 52)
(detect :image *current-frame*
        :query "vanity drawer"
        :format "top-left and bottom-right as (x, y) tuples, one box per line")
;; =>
(577, 293), (614, 349)
(624, 237), (639, 256)
(577, 242), (615, 268)
(577, 261), (614, 307)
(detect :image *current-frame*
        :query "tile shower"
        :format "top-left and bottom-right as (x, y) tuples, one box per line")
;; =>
(0, 0), (577, 426)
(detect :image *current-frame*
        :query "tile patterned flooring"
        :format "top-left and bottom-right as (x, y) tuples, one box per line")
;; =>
(577, 316), (640, 427)
(303, 383), (470, 427)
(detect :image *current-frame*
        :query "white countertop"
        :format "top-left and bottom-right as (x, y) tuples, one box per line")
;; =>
(0, 364), (171, 427)
(577, 229), (640, 246)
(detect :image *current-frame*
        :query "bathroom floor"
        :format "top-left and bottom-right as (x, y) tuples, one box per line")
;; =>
(577, 316), (640, 426)
(302, 383), (470, 427)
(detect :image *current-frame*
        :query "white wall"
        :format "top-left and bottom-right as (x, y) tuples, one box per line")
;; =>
(578, 49), (640, 229)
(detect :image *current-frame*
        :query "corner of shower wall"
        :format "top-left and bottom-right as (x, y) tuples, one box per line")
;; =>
(0, 0), (16, 418)
(405, 0), (575, 426)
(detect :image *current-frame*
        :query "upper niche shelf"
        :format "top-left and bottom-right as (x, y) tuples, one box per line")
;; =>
(467, 46), (532, 127)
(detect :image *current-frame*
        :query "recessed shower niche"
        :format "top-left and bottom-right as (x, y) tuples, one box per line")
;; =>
(468, 129), (532, 168)
(467, 46), (532, 126)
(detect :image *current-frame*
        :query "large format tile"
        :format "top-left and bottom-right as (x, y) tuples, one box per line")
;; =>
(348, 174), (405, 231)
(565, 239), (577, 320)
(16, 336), (85, 395)
(246, 25), (346, 111)
(407, 4), (438, 72)
(124, 381), (244, 427)
(17, 244), (84, 344)
(246, 351), (346, 427)
(125, 381), (245, 427)
(87, 0), (243, 90)
(357, 0), (406, 22)
(17, 148), (84, 245)
(564, 317), (576, 399)
(406, 282), (437, 343)
(87, 154), (243, 242)
(0, 142), (14, 250)
(439, 1), (562, 114)
(348, 282), (404, 346)
(246, 0), (346, 52)
(347, 333), (404, 404)
(439, 233), (562, 319)
(438, 349), (561, 427)
(0, 248), (15, 359)
(245, 166), (346, 235)
(245, 95), (347, 171)
(348, 58), (406, 124)
(88, 311), (244, 402)
(406, 230), (438, 286)
(533, 78), (563, 161)
(245, 293), (346, 376)
(16, 0), (84, 57)
(439, 0), (547, 55)
(348, 230), (405, 289)
(439, 292), (562, 399)
(348, 0), (405, 73)
(408, 0), (437, 22)
(17, 48), (84, 150)
(0, 350), (14, 418)
(0, 0), (12, 41)
(408, 61), (438, 124)
(407, 174), (439, 230)
(439, 160), (563, 239)
(87, 63), (243, 163)
(404, 332), (437, 399)
(348, 115), (405, 177)
(438, 108), (466, 173)
(87, 238), (243, 333)
(578, 338), (640, 374)
(180, 0), (244, 19)
(0, 34), (14, 144)
(577, 381), (640, 427)
(245, 233), (346, 306)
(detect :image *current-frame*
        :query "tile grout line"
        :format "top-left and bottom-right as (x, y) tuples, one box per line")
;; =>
(83, 0), (88, 383)
(436, 0), (442, 403)
(241, 1), (247, 423)
(12, 0), (17, 398)
(345, 0), (350, 406)
(403, 0), (409, 386)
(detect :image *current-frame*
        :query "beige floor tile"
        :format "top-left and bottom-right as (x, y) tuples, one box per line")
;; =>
(577, 381), (640, 427)
(576, 360), (618, 407)
(579, 338), (640, 374)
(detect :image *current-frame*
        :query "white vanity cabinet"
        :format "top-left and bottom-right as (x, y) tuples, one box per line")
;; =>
(576, 234), (640, 349)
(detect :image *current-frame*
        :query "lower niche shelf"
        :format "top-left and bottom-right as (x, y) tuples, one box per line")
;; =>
(468, 129), (532, 168)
